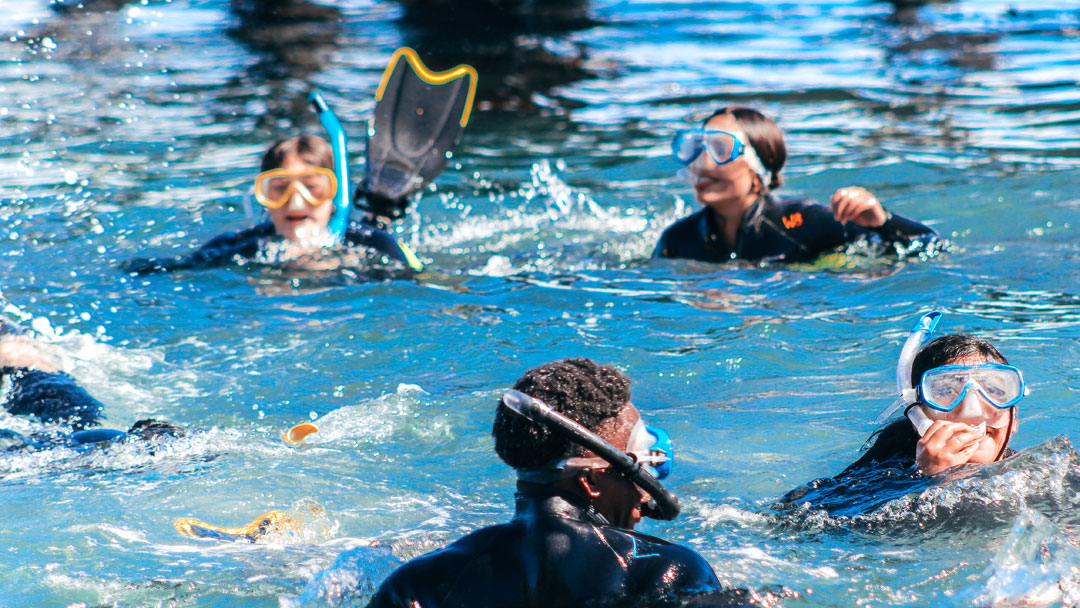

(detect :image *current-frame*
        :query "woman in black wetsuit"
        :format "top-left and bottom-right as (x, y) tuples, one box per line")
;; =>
(654, 107), (939, 264)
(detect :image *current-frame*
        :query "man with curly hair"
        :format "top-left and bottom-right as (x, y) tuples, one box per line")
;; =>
(367, 357), (730, 608)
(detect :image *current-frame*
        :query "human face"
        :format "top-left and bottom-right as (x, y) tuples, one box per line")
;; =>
(687, 113), (761, 214)
(583, 404), (652, 529)
(264, 156), (335, 242)
(918, 354), (1018, 464)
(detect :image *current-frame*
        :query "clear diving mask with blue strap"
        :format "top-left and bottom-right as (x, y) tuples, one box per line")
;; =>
(535, 418), (673, 481)
(876, 311), (1027, 439)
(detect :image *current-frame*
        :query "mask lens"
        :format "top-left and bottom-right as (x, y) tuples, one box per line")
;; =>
(672, 131), (704, 165)
(299, 173), (335, 203)
(265, 177), (293, 201)
(921, 364), (1024, 411)
(703, 132), (739, 165)
(254, 169), (337, 209)
(643, 425), (672, 480)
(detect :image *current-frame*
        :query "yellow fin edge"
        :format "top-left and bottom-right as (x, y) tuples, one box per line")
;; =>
(375, 47), (478, 128)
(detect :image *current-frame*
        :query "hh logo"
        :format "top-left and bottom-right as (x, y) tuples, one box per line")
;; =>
(782, 212), (803, 229)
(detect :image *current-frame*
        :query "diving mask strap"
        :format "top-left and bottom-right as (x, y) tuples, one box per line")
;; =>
(739, 141), (768, 186)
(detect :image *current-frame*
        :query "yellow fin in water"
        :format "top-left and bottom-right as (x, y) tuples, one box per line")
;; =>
(174, 510), (301, 542)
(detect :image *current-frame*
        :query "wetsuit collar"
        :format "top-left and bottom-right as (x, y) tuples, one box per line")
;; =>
(700, 195), (768, 257)
(513, 482), (612, 527)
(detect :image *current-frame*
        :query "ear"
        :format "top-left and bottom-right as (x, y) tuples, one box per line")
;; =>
(1010, 409), (1019, 434)
(749, 172), (764, 195)
(575, 471), (602, 498)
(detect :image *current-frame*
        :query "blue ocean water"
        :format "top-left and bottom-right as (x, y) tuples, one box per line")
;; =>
(2, 0), (1080, 605)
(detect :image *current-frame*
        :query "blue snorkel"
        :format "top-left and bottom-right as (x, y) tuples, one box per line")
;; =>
(875, 310), (942, 426)
(308, 91), (351, 241)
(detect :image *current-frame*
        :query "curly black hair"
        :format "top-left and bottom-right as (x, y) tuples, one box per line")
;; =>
(493, 358), (631, 471)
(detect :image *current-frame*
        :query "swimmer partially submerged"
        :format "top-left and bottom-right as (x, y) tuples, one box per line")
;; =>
(777, 312), (1027, 516)
(0, 319), (184, 452)
(122, 49), (477, 277)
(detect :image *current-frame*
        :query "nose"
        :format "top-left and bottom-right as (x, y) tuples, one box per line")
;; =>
(286, 189), (307, 210)
(954, 386), (987, 422)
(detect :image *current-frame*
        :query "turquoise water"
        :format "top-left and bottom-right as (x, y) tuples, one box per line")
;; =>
(3, 0), (1080, 605)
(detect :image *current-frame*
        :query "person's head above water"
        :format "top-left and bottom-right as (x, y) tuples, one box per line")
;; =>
(255, 135), (338, 242)
(907, 334), (1022, 474)
(672, 107), (786, 212)
(493, 357), (675, 529)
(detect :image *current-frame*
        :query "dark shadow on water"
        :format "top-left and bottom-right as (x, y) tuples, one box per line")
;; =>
(227, 0), (344, 128)
(394, 0), (602, 112)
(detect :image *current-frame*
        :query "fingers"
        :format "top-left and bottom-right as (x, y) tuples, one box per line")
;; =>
(830, 186), (885, 226)
(917, 420), (987, 474)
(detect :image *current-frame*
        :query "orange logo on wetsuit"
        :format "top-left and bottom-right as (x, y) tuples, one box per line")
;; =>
(782, 212), (803, 229)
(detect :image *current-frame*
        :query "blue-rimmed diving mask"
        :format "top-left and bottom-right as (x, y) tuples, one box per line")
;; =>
(920, 363), (1025, 412)
(543, 418), (673, 481)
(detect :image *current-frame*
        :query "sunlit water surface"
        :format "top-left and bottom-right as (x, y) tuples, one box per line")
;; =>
(2, 0), (1080, 605)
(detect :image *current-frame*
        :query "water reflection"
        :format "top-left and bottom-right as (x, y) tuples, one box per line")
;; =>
(227, 0), (343, 126)
(395, 0), (598, 111)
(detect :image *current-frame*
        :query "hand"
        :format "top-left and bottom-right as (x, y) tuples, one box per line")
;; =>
(830, 186), (888, 227)
(915, 420), (987, 475)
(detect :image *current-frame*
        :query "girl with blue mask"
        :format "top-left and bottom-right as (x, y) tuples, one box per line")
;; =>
(655, 107), (939, 265)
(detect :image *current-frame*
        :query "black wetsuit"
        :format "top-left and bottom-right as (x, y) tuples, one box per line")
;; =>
(0, 366), (182, 451)
(1, 366), (104, 431)
(121, 220), (416, 275)
(775, 418), (1017, 517)
(653, 193), (938, 264)
(368, 486), (738, 608)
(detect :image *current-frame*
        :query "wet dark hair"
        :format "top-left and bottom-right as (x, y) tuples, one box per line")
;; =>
(260, 135), (334, 172)
(706, 107), (787, 190)
(910, 335), (1008, 385)
(849, 334), (1011, 470)
(493, 358), (631, 470)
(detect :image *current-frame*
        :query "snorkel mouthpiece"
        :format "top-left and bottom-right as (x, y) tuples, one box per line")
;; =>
(500, 390), (681, 521)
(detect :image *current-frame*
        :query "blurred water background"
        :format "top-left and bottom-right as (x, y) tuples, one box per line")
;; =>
(2, 0), (1080, 605)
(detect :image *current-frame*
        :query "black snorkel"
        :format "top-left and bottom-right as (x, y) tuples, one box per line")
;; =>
(501, 389), (681, 521)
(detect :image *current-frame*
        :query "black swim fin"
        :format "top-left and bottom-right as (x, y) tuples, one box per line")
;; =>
(358, 47), (477, 228)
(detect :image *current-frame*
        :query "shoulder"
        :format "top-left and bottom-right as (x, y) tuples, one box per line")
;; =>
(843, 418), (919, 473)
(367, 525), (507, 608)
(655, 209), (708, 258)
(343, 222), (422, 271)
(607, 527), (720, 590)
(200, 222), (274, 249)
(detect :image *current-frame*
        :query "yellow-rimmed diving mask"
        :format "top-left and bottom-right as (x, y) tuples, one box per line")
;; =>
(254, 168), (338, 209)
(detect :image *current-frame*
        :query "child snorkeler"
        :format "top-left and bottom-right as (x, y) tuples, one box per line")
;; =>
(777, 312), (1025, 516)
(122, 135), (419, 275)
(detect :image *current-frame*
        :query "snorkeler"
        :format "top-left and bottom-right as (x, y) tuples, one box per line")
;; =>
(123, 48), (476, 276)
(853, 311), (1022, 475)
(367, 358), (737, 607)
(0, 320), (183, 451)
(778, 312), (1025, 515)
(121, 135), (424, 274)
(654, 107), (939, 264)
